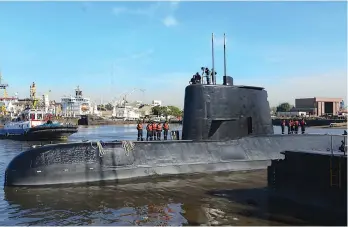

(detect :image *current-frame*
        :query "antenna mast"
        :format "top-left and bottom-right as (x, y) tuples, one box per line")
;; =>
(223, 33), (227, 78)
(211, 33), (215, 85)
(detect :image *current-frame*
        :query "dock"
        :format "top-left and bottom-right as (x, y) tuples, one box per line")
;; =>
(268, 149), (347, 225)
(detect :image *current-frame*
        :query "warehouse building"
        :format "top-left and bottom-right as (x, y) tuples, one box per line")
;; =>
(294, 97), (343, 116)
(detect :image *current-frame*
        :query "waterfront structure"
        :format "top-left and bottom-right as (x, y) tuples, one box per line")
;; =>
(152, 100), (161, 106)
(112, 105), (140, 120)
(61, 86), (91, 117)
(277, 111), (307, 117)
(294, 97), (343, 116)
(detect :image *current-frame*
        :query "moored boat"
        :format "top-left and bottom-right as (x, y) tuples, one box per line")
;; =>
(0, 108), (78, 141)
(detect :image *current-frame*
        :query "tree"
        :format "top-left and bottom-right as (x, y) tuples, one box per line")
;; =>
(276, 102), (293, 112)
(151, 106), (164, 116)
(105, 103), (114, 111)
(97, 104), (106, 111)
(167, 105), (182, 117)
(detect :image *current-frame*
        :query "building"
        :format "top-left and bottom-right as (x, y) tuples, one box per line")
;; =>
(294, 97), (343, 116)
(61, 86), (91, 117)
(152, 100), (161, 107)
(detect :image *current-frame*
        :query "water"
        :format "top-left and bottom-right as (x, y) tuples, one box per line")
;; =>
(0, 125), (345, 225)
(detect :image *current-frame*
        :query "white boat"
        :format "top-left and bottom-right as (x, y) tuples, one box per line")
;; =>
(0, 108), (78, 141)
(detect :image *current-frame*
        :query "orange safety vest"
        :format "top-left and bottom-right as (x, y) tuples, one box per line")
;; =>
(146, 124), (152, 131)
(157, 124), (162, 131)
(163, 123), (169, 130)
(152, 123), (157, 131)
(137, 124), (143, 130)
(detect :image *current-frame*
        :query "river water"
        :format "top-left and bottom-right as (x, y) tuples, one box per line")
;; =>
(0, 125), (345, 226)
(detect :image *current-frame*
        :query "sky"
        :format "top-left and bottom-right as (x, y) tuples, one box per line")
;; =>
(0, 1), (347, 108)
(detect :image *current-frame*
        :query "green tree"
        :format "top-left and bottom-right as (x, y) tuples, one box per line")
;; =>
(167, 105), (183, 117)
(105, 103), (114, 111)
(276, 102), (293, 112)
(97, 104), (106, 111)
(151, 106), (163, 116)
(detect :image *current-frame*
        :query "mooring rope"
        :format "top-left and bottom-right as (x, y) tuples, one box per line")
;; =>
(90, 140), (106, 157)
(122, 141), (135, 156)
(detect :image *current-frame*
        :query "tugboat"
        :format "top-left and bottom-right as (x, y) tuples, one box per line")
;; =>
(0, 107), (78, 141)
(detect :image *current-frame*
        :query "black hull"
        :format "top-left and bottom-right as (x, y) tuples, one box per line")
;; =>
(0, 126), (78, 141)
(4, 134), (346, 187)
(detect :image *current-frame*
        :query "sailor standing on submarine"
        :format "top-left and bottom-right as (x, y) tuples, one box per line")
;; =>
(136, 120), (143, 141)
(151, 121), (158, 140)
(163, 121), (169, 140)
(146, 121), (153, 141)
(156, 122), (163, 140)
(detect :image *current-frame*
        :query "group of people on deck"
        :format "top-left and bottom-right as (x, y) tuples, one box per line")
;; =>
(136, 121), (170, 141)
(280, 119), (306, 134)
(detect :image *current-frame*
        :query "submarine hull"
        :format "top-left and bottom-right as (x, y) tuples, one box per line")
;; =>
(0, 126), (78, 141)
(4, 134), (346, 186)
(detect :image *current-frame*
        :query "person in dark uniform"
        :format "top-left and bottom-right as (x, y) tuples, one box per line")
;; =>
(136, 121), (143, 141)
(46, 115), (53, 124)
(194, 72), (201, 84)
(146, 122), (153, 141)
(300, 119), (306, 134)
(163, 121), (169, 140)
(287, 120), (291, 134)
(281, 120), (286, 134)
(156, 122), (163, 140)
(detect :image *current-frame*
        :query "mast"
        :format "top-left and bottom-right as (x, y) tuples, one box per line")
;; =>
(224, 33), (227, 78)
(211, 33), (215, 85)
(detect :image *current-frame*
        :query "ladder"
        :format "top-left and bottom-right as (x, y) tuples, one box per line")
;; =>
(330, 157), (341, 188)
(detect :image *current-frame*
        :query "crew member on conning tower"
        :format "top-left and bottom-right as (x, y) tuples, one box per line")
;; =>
(156, 122), (163, 140)
(146, 121), (153, 141)
(163, 121), (169, 140)
(136, 121), (144, 141)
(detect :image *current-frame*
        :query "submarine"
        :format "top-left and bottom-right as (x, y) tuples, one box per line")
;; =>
(4, 34), (346, 186)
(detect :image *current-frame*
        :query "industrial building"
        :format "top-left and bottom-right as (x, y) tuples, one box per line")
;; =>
(294, 97), (343, 116)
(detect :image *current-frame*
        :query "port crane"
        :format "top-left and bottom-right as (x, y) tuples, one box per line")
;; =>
(112, 88), (145, 118)
(113, 88), (145, 108)
(0, 71), (8, 99)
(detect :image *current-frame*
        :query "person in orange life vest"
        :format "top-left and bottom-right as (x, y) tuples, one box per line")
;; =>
(288, 120), (293, 134)
(163, 121), (170, 140)
(287, 120), (291, 134)
(294, 119), (299, 134)
(156, 122), (163, 140)
(136, 121), (144, 141)
(146, 122), (153, 141)
(300, 119), (306, 134)
(281, 120), (286, 134)
(152, 122), (158, 140)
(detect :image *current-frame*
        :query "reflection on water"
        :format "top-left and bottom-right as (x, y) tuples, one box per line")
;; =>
(0, 125), (346, 225)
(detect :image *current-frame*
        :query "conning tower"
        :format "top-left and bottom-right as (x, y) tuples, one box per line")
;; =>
(182, 33), (273, 141)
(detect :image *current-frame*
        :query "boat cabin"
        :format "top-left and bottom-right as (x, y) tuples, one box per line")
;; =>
(19, 109), (45, 122)
(4, 109), (47, 130)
